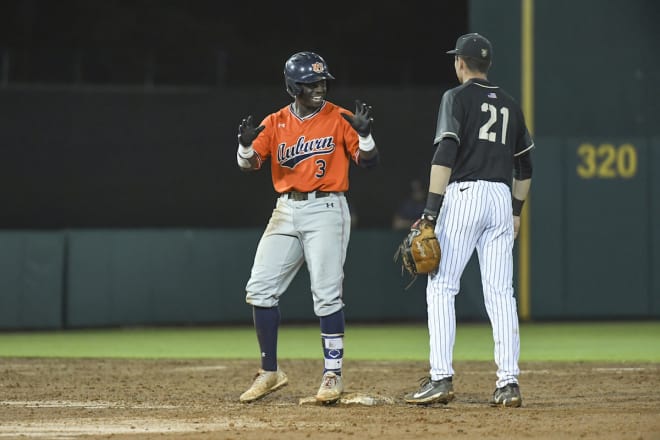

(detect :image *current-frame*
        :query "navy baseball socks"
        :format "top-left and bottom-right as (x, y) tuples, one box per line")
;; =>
(240, 306), (288, 403)
(317, 310), (345, 402)
(241, 306), (346, 402)
(253, 305), (280, 371)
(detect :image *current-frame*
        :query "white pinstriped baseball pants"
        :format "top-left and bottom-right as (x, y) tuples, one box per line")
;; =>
(426, 180), (520, 388)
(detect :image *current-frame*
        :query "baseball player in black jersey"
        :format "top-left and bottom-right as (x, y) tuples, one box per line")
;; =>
(404, 33), (534, 407)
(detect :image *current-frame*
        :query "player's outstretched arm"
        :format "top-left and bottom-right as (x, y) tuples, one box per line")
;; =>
(341, 100), (378, 167)
(236, 115), (264, 171)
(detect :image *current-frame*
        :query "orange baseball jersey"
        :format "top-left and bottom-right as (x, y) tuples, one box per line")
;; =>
(251, 101), (361, 193)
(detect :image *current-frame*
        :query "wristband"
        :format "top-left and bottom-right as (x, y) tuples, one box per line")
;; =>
(423, 193), (444, 220)
(512, 197), (525, 216)
(236, 151), (252, 169)
(237, 143), (255, 159)
(421, 212), (437, 223)
(358, 134), (375, 152)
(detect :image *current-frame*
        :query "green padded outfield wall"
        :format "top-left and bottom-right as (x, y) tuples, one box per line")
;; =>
(653, 137), (660, 316)
(0, 232), (64, 329)
(64, 229), (486, 328)
(529, 137), (656, 318)
(471, 0), (659, 318)
(470, 0), (659, 136)
(65, 230), (252, 327)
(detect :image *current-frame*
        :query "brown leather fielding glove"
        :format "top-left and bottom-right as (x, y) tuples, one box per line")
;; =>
(394, 218), (441, 288)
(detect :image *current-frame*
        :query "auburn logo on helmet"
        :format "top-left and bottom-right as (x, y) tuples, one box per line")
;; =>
(311, 62), (325, 73)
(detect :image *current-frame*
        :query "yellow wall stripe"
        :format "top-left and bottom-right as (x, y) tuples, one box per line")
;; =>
(519, 0), (534, 321)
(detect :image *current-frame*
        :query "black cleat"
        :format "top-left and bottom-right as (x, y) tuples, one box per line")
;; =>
(404, 376), (455, 405)
(491, 383), (522, 408)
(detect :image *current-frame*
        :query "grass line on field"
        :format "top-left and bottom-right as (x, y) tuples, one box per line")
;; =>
(0, 322), (658, 362)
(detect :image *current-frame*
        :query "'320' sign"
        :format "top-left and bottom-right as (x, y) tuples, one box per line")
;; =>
(576, 143), (637, 179)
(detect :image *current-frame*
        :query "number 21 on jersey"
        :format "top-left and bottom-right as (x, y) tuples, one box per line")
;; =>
(479, 102), (509, 144)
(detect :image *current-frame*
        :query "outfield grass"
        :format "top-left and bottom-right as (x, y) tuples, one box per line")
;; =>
(0, 322), (658, 362)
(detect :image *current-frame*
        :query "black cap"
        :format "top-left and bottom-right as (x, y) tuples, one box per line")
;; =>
(446, 33), (492, 62)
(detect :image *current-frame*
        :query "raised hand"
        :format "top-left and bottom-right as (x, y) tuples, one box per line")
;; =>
(238, 115), (265, 147)
(341, 100), (373, 137)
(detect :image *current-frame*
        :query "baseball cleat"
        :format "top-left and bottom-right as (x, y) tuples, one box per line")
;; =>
(490, 383), (522, 407)
(239, 369), (288, 403)
(315, 371), (344, 403)
(404, 376), (455, 405)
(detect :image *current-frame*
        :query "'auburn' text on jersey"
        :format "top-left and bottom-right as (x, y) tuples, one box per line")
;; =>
(277, 135), (336, 169)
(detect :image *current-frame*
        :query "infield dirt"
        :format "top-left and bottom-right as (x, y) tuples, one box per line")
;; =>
(1, 358), (659, 439)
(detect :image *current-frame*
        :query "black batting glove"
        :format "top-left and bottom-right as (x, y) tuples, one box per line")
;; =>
(341, 100), (373, 137)
(238, 115), (265, 147)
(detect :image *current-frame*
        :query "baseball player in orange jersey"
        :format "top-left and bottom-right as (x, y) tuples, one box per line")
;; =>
(235, 51), (379, 404)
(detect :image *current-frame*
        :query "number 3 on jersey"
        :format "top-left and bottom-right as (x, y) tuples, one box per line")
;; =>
(479, 102), (509, 144)
(315, 159), (326, 177)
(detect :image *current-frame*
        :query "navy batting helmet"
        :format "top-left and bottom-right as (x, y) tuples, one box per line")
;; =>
(284, 52), (335, 97)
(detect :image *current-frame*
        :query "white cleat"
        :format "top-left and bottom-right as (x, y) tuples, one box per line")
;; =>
(315, 371), (344, 403)
(240, 369), (288, 403)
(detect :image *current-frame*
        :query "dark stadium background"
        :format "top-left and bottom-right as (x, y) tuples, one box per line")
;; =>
(0, 1), (468, 229)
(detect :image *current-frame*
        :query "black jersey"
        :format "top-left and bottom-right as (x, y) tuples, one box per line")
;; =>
(434, 78), (534, 185)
